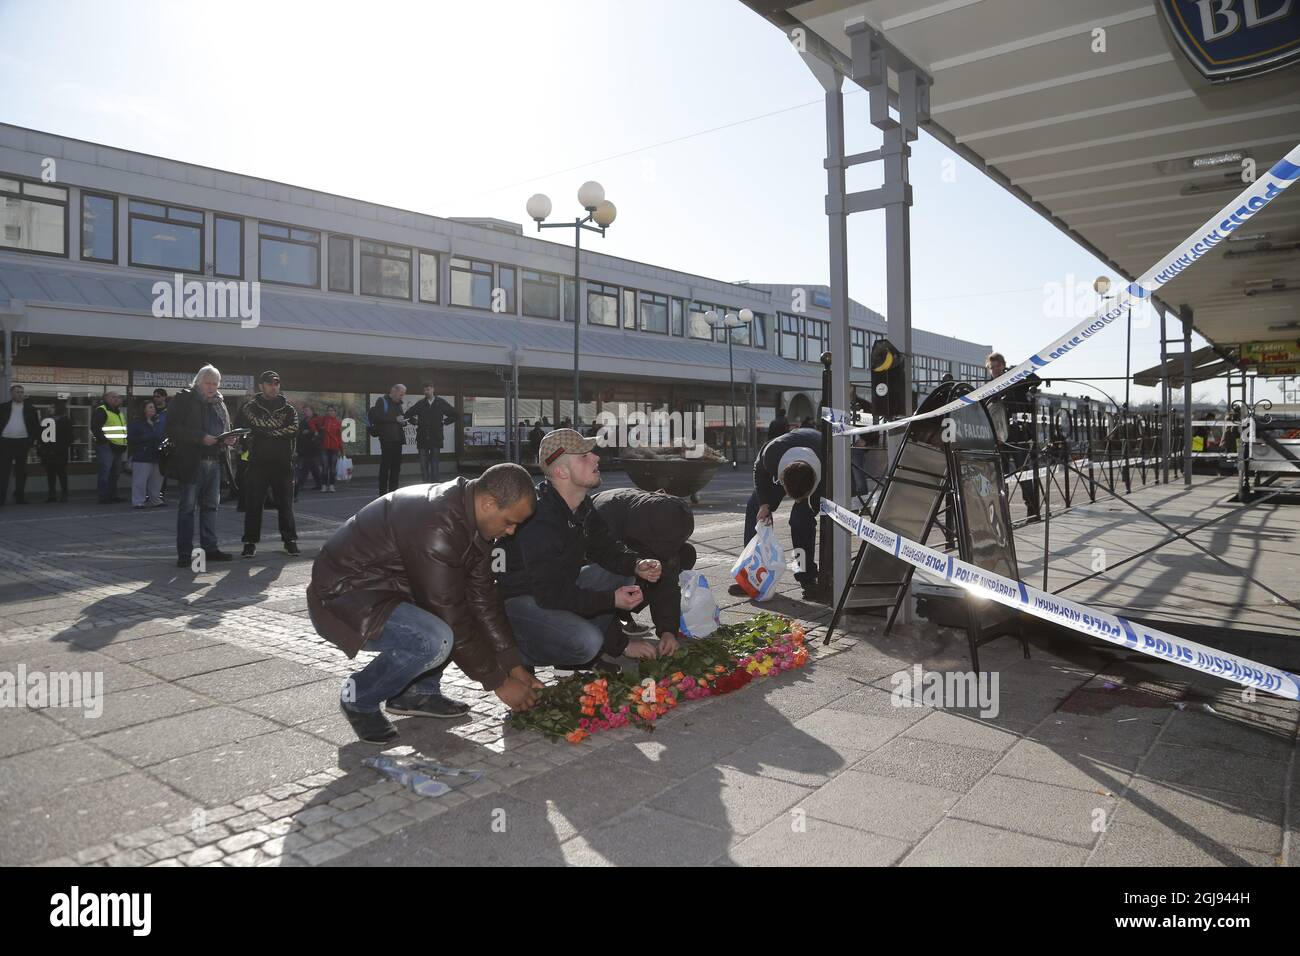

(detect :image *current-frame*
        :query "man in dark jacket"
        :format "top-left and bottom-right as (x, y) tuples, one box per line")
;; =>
(592, 488), (696, 654)
(407, 382), (456, 483)
(983, 352), (1041, 520)
(0, 384), (40, 506)
(497, 429), (665, 670)
(370, 384), (409, 494)
(165, 366), (238, 567)
(736, 426), (822, 598)
(236, 371), (299, 558)
(767, 407), (789, 441)
(38, 397), (72, 502)
(294, 404), (323, 500)
(307, 464), (541, 743)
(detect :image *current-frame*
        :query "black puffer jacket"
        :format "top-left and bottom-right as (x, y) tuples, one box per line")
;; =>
(307, 478), (522, 690)
(592, 489), (695, 636)
(497, 480), (641, 619)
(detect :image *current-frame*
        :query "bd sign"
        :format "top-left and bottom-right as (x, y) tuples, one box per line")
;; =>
(1158, 0), (1300, 80)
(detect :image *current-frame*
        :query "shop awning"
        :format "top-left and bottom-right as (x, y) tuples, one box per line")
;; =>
(741, 0), (1300, 350)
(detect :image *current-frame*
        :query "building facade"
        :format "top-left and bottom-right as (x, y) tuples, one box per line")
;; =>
(0, 124), (993, 478)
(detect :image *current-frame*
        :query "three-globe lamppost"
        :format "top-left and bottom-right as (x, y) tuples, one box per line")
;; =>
(706, 307), (754, 468)
(527, 182), (617, 429)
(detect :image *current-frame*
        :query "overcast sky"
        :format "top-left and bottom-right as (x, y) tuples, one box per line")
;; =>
(1, 0), (1279, 406)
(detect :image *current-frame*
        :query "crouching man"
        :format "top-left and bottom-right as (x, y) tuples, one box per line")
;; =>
(497, 429), (666, 672)
(592, 487), (696, 655)
(307, 463), (542, 744)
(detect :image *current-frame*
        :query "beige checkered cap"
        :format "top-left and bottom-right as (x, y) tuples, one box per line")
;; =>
(538, 428), (598, 467)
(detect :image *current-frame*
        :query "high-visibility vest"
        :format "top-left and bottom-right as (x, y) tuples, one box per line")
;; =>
(98, 405), (128, 446)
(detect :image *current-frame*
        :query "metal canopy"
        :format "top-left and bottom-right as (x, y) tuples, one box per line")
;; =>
(741, 0), (1300, 350)
(1133, 343), (1234, 387)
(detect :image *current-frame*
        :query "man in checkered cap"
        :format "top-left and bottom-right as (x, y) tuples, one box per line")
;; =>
(496, 428), (668, 671)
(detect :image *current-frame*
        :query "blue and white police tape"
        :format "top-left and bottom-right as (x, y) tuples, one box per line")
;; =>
(820, 498), (1300, 700)
(832, 143), (1300, 440)
(822, 406), (858, 435)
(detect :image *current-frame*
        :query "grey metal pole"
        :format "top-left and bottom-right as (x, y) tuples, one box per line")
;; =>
(1181, 304), (1193, 487)
(573, 219), (582, 428)
(1160, 304), (1170, 484)
(727, 333), (736, 468)
(823, 72), (852, 606)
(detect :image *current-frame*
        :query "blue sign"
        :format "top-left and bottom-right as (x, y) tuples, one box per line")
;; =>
(812, 290), (832, 309)
(1158, 0), (1300, 80)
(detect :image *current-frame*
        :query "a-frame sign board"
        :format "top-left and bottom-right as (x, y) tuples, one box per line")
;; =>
(825, 381), (1027, 671)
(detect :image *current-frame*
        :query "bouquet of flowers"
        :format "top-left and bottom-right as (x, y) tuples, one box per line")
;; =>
(508, 612), (808, 744)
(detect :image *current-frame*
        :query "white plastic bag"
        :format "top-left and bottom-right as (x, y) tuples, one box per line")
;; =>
(730, 524), (786, 602)
(336, 455), (353, 482)
(678, 571), (721, 638)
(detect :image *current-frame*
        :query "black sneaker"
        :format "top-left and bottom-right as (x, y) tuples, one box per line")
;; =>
(284, 541), (300, 556)
(619, 618), (653, 638)
(205, 550), (234, 562)
(241, 543), (256, 558)
(384, 691), (471, 719)
(339, 700), (398, 744)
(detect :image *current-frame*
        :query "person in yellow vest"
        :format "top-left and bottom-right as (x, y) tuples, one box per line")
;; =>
(92, 390), (128, 504)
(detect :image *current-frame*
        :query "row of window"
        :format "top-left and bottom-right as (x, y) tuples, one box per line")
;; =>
(1, 173), (980, 370)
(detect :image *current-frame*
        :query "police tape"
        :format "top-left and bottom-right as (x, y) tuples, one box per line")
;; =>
(819, 498), (1300, 700)
(830, 143), (1300, 440)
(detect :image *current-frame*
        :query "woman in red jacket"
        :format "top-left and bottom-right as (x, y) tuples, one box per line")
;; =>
(312, 405), (345, 492)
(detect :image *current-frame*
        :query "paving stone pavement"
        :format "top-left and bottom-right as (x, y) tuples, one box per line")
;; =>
(1, 470), (1296, 867)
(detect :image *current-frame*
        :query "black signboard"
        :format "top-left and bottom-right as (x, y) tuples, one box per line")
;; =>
(831, 381), (1024, 668)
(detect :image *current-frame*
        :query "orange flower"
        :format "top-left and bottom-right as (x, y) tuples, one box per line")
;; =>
(714, 665), (726, 673)
(671, 671), (684, 683)
(566, 729), (588, 744)
(637, 704), (652, 719)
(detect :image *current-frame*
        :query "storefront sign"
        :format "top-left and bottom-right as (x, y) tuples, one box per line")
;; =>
(14, 366), (127, 387)
(132, 370), (255, 392)
(1239, 340), (1300, 366)
(1158, 0), (1300, 81)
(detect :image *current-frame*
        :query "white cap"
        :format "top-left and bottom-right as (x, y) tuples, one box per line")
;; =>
(777, 447), (821, 494)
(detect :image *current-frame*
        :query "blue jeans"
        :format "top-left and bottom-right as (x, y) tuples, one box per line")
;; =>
(346, 602), (453, 712)
(176, 458), (222, 559)
(420, 447), (439, 483)
(504, 564), (633, 667)
(97, 444), (124, 501)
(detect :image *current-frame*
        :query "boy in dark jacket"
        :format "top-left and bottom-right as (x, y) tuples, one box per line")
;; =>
(497, 429), (666, 670)
(236, 371), (299, 557)
(592, 488), (696, 654)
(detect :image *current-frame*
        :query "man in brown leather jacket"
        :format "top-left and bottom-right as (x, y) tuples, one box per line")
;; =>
(307, 462), (541, 743)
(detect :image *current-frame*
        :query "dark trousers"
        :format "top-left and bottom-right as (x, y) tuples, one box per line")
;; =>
(96, 444), (124, 502)
(242, 458), (297, 543)
(44, 459), (68, 498)
(1004, 448), (1041, 518)
(378, 442), (403, 494)
(0, 437), (30, 503)
(743, 489), (820, 585)
(294, 451), (323, 496)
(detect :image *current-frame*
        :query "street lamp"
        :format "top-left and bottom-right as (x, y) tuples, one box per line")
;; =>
(707, 307), (754, 468)
(527, 182), (617, 428)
